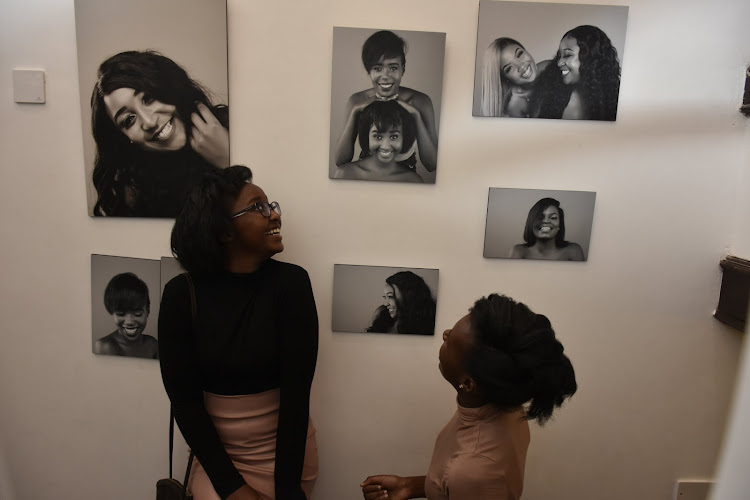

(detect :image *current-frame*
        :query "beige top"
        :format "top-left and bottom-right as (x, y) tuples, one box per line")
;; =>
(425, 402), (530, 500)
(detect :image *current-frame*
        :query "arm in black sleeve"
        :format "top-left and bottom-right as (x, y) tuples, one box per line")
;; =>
(274, 266), (319, 499)
(158, 276), (246, 499)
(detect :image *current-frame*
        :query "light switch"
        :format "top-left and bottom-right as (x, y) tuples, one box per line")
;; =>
(13, 69), (46, 104)
(674, 480), (713, 500)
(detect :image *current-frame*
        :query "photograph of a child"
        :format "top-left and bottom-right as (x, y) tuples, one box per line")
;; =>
(91, 255), (161, 359)
(330, 27), (446, 184)
(333, 265), (438, 335)
(473, 1), (628, 121)
(484, 188), (596, 261)
(74, 0), (229, 217)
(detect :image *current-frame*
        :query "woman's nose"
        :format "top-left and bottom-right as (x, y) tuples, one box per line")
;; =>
(557, 58), (565, 67)
(442, 330), (448, 341)
(140, 110), (158, 130)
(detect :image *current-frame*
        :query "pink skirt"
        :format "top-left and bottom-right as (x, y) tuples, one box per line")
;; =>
(187, 389), (318, 500)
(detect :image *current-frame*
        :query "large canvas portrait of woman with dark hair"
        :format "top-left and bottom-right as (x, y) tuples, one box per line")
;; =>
(74, 0), (229, 217)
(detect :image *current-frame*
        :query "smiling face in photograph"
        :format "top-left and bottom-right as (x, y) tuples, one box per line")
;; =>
(383, 284), (401, 319)
(369, 56), (404, 98)
(368, 124), (403, 163)
(534, 205), (561, 240)
(557, 37), (581, 85)
(500, 43), (538, 86)
(103, 88), (187, 152)
(113, 306), (149, 342)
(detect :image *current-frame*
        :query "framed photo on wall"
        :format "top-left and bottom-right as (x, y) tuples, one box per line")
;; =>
(91, 254), (161, 359)
(329, 27), (446, 184)
(484, 188), (596, 261)
(332, 264), (439, 335)
(473, 0), (628, 121)
(75, 0), (229, 217)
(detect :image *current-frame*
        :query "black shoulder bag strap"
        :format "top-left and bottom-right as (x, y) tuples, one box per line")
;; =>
(168, 273), (198, 494)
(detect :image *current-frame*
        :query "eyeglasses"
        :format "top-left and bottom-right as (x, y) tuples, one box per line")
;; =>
(230, 201), (282, 219)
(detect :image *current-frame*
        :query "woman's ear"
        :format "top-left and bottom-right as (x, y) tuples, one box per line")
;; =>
(460, 376), (478, 393)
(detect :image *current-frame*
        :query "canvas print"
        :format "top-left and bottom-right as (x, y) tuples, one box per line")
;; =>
(332, 265), (439, 335)
(75, 0), (229, 217)
(484, 188), (596, 261)
(329, 27), (446, 184)
(473, 1), (628, 120)
(91, 255), (161, 359)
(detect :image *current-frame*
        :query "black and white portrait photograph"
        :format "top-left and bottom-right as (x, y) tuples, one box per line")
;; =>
(91, 255), (161, 359)
(75, 0), (229, 217)
(332, 264), (439, 335)
(484, 188), (596, 261)
(473, 1), (628, 121)
(329, 27), (446, 184)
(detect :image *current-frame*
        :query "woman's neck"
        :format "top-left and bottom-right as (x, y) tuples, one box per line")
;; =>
(533, 238), (559, 253)
(225, 252), (266, 274)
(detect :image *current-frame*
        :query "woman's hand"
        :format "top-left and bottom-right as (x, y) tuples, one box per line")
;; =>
(361, 475), (419, 500)
(190, 102), (230, 168)
(225, 484), (261, 500)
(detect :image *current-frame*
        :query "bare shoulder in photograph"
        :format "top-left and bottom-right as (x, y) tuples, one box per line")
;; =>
(509, 198), (585, 261)
(473, 1), (628, 121)
(95, 272), (158, 359)
(330, 28), (445, 183)
(484, 188), (596, 262)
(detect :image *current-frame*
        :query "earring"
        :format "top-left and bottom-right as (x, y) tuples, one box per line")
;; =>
(459, 384), (465, 390)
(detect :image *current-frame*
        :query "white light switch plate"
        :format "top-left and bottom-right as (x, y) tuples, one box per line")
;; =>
(13, 69), (46, 104)
(674, 480), (713, 500)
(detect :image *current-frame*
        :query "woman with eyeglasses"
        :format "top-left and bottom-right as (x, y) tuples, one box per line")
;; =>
(159, 166), (318, 500)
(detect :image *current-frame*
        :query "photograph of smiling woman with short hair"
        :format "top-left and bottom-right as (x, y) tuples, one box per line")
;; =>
(329, 27), (445, 183)
(472, 1), (628, 121)
(483, 188), (596, 262)
(74, 0), (228, 217)
(91, 254), (161, 359)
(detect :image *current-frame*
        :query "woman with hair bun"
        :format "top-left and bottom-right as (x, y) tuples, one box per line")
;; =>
(362, 294), (577, 500)
(91, 50), (230, 217)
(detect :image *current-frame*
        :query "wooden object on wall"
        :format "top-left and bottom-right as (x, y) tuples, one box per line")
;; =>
(715, 256), (750, 332)
(741, 66), (750, 116)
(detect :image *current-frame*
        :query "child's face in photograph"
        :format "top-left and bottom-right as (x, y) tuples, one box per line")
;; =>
(112, 306), (150, 341)
(368, 124), (403, 163)
(557, 37), (581, 85)
(369, 56), (404, 98)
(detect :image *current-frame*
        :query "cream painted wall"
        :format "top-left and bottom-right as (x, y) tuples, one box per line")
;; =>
(0, 1), (748, 499)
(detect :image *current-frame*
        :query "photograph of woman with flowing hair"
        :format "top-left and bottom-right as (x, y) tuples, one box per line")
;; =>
(472, 1), (627, 122)
(537, 25), (622, 121)
(90, 50), (229, 216)
(483, 188), (596, 262)
(367, 271), (437, 335)
(74, 0), (228, 217)
(332, 265), (439, 336)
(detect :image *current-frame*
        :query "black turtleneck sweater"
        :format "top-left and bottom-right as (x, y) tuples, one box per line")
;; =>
(158, 259), (318, 499)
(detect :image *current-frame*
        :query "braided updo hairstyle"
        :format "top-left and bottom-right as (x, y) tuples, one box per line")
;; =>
(468, 294), (577, 425)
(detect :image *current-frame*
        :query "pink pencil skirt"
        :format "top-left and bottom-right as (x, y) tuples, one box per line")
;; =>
(187, 389), (318, 500)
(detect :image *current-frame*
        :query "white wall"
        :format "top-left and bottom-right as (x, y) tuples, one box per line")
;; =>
(0, 1), (748, 499)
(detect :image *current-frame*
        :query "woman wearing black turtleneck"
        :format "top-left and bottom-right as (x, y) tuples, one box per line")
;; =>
(159, 166), (318, 500)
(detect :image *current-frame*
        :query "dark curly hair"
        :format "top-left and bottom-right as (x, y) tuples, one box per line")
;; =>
(522, 198), (570, 248)
(467, 294), (577, 425)
(367, 271), (436, 335)
(91, 50), (228, 216)
(170, 165), (252, 276)
(538, 25), (621, 121)
(103, 272), (150, 314)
